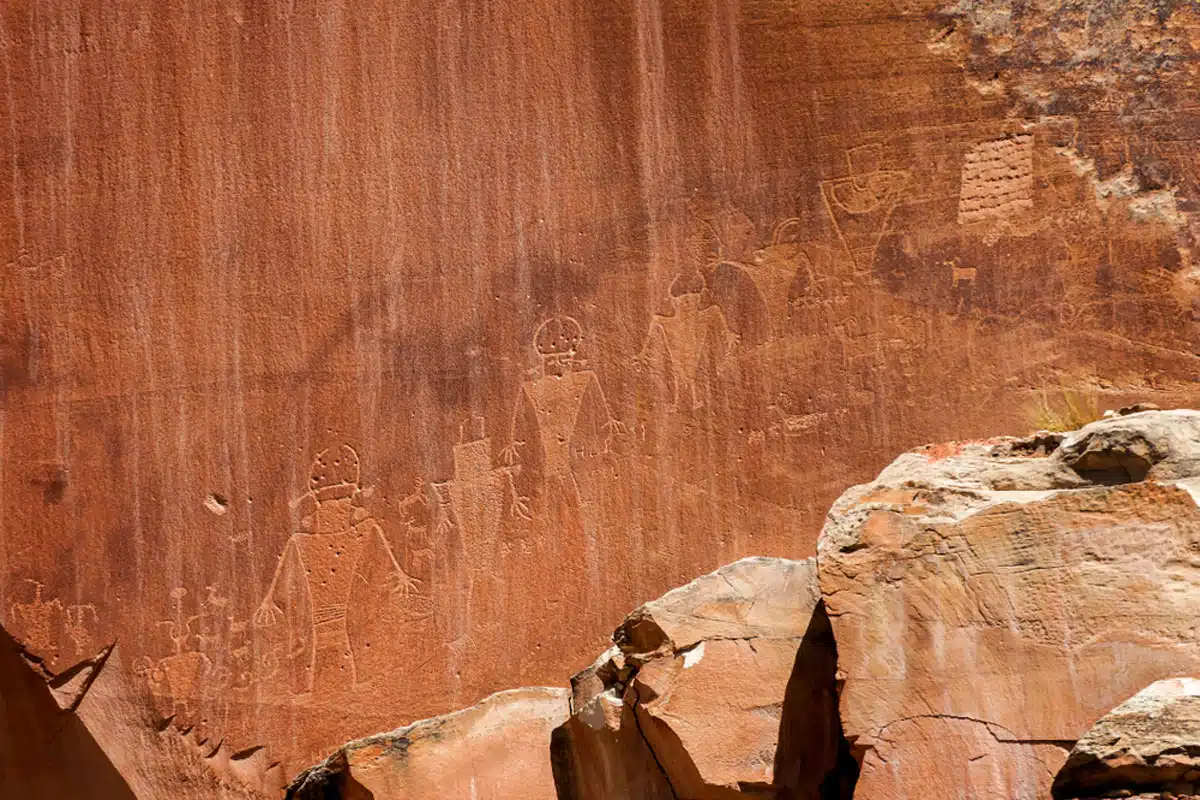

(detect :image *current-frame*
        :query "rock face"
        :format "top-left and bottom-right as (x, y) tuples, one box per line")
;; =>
(3, 0), (1199, 778)
(0, 630), (282, 798)
(286, 687), (568, 800)
(818, 410), (1200, 799)
(1054, 677), (1200, 799)
(552, 557), (854, 799)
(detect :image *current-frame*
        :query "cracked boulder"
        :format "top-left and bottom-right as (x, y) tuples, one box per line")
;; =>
(818, 409), (1200, 799)
(1054, 677), (1200, 799)
(286, 687), (568, 800)
(551, 557), (854, 799)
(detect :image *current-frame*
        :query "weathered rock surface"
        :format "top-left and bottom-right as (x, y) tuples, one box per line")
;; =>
(552, 557), (854, 799)
(818, 410), (1200, 799)
(0, 630), (282, 798)
(1055, 677), (1200, 799)
(3, 0), (1199, 778)
(286, 687), (568, 800)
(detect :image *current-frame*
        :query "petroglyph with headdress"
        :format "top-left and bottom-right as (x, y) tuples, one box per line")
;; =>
(253, 445), (427, 696)
(820, 144), (910, 271)
(8, 580), (64, 662)
(502, 316), (624, 514)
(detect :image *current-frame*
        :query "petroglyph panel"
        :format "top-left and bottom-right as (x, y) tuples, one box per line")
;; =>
(1, 0), (1198, 787)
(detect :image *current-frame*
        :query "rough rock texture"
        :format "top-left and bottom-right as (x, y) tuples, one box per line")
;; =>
(1055, 677), (1200, 799)
(285, 687), (568, 800)
(4, 0), (1200, 781)
(0, 630), (282, 798)
(552, 557), (854, 799)
(818, 410), (1200, 799)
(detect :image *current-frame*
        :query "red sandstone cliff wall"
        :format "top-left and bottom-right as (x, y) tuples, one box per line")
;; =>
(1, 0), (1197, 782)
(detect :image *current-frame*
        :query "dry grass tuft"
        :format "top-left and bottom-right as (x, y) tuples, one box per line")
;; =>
(1030, 385), (1102, 432)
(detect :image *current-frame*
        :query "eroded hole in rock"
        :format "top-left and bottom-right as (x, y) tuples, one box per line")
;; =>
(613, 612), (670, 657)
(204, 492), (230, 516)
(1067, 450), (1154, 485)
(285, 750), (351, 800)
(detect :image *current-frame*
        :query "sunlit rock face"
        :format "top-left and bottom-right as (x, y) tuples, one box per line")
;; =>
(818, 410), (1200, 800)
(2, 0), (1199, 785)
(286, 687), (568, 800)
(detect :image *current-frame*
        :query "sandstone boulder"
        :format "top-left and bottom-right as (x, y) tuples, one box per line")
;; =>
(1054, 677), (1200, 799)
(818, 410), (1200, 799)
(552, 557), (854, 799)
(286, 687), (568, 800)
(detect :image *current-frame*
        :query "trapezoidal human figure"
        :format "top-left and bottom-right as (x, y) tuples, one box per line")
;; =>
(254, 445), (427, 699)
(502, 315), (624, 522)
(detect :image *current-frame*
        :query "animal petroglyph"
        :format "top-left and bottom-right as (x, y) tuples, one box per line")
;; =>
(946, 259), (978, 289)
(820, 144), (910, 271)
(768, 394), (831, 439)
(254, 445), (428, 695)
(959, 134), (1035, 227)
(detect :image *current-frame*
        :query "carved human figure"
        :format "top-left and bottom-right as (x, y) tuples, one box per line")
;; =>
(254, 445), (422, 696)
(503, 316), (624, 517)
(64, 604), (98, 656)
(134, 587), (211, 715)
(8, 580), (64, 663)
(820, 144), (910, 271)
(637, 272), (736, 410)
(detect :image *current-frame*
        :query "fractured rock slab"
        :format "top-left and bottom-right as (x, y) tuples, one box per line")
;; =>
(553, 557), (854, 799)
(286, 687), (568, 800)
(1055, 677), (1200, 799)
(0, 629), (282, 799)
(818, 410), (1200, 800)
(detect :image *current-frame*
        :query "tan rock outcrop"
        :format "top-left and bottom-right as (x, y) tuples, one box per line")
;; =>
(818, 410), (1200, 799)
(552, 557), (854, 799)
(286, 687), (568, 800)
(1054, 677), (1200, 799)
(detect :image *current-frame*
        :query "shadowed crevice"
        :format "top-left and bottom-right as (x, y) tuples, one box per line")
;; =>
(285, 750), (353, 800)
(775, 600), (859, 800)
(0, 627), (136, 799)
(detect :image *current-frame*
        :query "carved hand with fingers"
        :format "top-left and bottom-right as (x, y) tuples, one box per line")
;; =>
(602, 418), (627, 452)
(390, 570), (421, 599)
(500, 441), (523, 466)
(511, 493), (533, 521)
